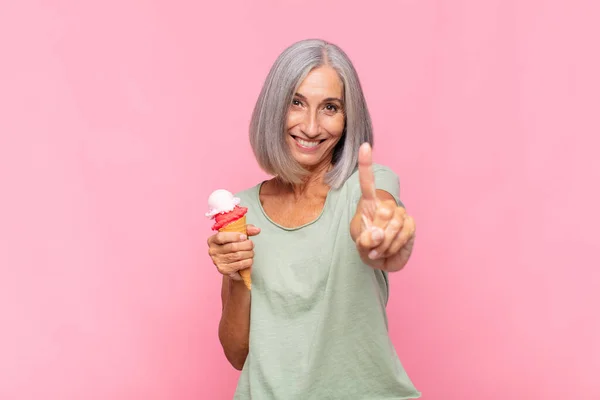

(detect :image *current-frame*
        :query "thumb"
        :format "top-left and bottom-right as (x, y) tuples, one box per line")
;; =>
(246, 224), (261, 237)
(357, 226), (385, 251)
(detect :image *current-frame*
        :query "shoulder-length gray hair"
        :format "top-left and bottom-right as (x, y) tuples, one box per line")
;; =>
(249, 39), (374, 189)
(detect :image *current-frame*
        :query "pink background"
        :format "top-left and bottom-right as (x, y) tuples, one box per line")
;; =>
(1, 0), (599, 399)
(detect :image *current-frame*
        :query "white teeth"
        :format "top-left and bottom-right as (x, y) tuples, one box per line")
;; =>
(297, 138), (320, 148)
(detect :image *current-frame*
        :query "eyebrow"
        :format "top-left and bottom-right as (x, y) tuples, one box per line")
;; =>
(294, 92), (344, 104)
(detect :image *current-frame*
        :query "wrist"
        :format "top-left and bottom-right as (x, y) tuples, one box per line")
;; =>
(229, 277), (250, 293)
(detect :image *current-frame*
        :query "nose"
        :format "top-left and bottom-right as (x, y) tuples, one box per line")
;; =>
(300, 110), (319, 138)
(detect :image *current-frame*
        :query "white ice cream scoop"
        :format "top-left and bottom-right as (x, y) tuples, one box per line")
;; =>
(205, 189), (240, 218)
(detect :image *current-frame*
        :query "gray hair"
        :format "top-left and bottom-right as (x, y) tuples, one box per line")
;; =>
(249, 39), (374, 189)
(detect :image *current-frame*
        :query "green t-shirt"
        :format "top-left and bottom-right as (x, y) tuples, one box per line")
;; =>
(233, 164), (421, 400)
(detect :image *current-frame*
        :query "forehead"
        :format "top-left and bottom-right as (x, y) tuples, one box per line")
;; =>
(297, 66), (343, 97)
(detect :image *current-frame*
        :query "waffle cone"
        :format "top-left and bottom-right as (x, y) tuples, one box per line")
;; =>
(218, 215), (251, 290)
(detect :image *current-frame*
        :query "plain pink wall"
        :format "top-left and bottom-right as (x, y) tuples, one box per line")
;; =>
(1, 0), (599, 399)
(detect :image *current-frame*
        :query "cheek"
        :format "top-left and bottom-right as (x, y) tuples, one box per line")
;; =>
(324, 115), (345, 137)
(286, 110), (303, 129)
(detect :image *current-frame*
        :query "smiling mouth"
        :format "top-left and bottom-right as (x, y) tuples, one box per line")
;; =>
(292, 135), (325, 149)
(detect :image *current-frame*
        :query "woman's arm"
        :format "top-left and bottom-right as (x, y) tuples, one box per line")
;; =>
(219, 275), (251, 370)
(208, 224), (260, 370)
(351, 144), (416, 272)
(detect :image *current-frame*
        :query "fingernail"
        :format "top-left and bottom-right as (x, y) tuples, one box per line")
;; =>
(371, 229), (383, 241)
(369, 250), (379, 259)
(240, 234), (247, 241)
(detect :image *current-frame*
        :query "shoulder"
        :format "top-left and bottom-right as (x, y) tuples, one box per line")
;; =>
(234, 182), (262, 205)
(371, 163), (400, 183)
(345, 163), (399, 183)
(344, 163), (401, 191)
(343, 163), (403, 207)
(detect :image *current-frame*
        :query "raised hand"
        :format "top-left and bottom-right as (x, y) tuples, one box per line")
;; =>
(352, 143), (416, 272)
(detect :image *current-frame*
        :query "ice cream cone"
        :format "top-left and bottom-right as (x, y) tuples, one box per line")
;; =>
(218, 215), (252, 290)
(218, 215), (247, 234)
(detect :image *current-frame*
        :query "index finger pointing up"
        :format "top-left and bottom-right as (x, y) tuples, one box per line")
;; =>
(358, 142), (377, 201)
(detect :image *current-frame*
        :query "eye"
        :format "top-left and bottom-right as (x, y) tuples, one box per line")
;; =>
(292, 99), (303, 107)
(324, 103), (339, 113)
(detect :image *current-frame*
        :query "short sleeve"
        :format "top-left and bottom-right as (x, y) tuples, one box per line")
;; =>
(372, 164), (404, 208)
(348, 163), (405, 210)
(234, 183), (262, 213)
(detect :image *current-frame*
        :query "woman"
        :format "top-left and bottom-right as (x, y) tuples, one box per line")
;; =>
(207, 39), (420, 399)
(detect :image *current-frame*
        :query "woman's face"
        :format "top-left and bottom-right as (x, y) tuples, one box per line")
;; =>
(286, 66), (346, 170)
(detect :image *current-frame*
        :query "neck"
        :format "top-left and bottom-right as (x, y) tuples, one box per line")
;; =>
(280, 161), (332, 200)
